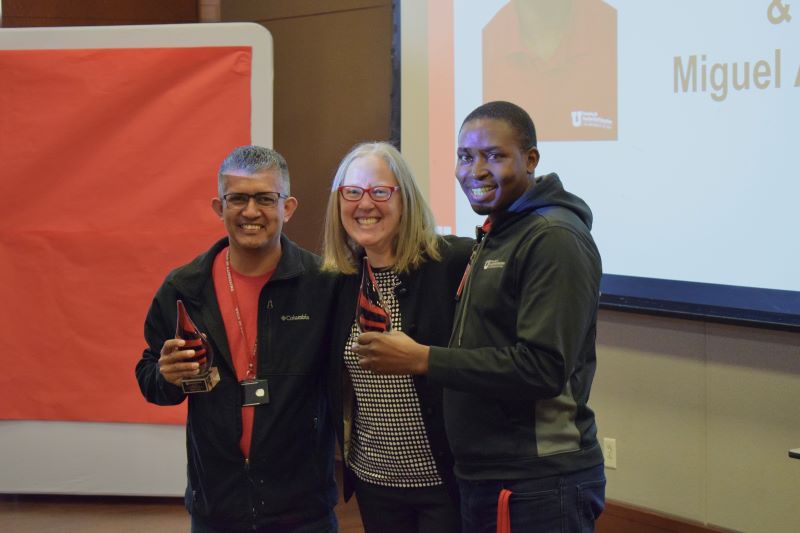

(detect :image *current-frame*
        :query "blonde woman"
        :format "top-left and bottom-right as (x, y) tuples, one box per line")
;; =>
(323, 142), (473, 533)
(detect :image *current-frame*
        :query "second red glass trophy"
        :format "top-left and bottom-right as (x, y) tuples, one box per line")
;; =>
(355, 256), (393, 333)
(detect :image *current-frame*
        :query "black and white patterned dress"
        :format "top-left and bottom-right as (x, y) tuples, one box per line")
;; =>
(344, 268), (443, 487)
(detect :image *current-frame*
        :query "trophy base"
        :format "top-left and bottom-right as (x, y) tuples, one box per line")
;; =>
(181, 367), (220, 394)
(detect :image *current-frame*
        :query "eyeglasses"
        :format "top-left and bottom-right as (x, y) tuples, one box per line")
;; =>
(223, 192), (288, 209)
(338, 185), (400, 202)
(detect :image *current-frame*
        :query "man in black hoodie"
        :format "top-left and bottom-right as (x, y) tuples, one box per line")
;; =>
(354, 101), (605, 532)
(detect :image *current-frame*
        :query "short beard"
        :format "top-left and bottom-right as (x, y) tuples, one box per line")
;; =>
(469, 203), (492, 216)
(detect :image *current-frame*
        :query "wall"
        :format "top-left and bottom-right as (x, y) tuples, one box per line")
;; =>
(0, 0), (198, 26)
(593, 311), (800, 532)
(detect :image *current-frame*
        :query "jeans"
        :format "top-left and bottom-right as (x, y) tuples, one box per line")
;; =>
(457, 464), (605, 533)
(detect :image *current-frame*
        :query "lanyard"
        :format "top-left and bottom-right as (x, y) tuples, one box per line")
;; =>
(452, 218), (493, 347)
(456, 217), (493, 299)
(225, 250), (257, 380)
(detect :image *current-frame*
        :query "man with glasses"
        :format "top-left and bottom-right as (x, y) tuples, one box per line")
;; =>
(136, 145), (339, 532)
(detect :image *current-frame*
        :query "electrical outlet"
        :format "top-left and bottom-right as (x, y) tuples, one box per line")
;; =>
(603, 437), (617, 469)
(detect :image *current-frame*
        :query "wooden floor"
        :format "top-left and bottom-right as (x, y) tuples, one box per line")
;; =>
(0, 493), (363, 532)
(0, 493), (363, 533)
(0, 465), (364, 533)
(0, 472), (719, 533)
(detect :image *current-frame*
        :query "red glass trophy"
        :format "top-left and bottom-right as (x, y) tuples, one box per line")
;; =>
(356, 256), (393, 333)
(176, 300), (220, 393)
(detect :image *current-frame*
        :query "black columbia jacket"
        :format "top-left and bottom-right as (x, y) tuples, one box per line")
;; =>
(135, 235), (338, 530)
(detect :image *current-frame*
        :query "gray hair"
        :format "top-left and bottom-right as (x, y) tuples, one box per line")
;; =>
(217, 145), (290, 196)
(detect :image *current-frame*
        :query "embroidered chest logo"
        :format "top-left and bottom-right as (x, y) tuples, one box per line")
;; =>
(281, 314), (310, 321)
(483, 259), (506, 270)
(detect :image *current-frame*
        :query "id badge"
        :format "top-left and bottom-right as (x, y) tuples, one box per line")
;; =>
(241, 379), (269, 406)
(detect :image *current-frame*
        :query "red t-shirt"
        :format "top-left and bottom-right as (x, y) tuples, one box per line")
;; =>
(212, 248), (273, 459)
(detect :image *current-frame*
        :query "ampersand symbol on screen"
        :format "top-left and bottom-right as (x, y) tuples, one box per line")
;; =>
(767, 0), (792, 24)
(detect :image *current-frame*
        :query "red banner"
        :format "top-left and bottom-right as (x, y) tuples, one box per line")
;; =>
(0, 46), (252, 424)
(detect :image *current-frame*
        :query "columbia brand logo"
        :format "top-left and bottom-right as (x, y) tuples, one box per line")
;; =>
(281, 314), (310, 321)
(483, 259), (506, 270)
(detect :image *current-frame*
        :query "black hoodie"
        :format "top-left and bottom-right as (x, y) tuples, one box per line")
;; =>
(428, 173), (604, 480)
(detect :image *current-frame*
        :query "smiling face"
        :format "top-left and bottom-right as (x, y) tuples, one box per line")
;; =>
(339, 155), (402, 267)
(211, 168), (297, 257)
(456, 117), (539, 216)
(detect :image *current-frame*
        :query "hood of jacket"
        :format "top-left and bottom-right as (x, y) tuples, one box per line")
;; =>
(498, 172), (593, 231)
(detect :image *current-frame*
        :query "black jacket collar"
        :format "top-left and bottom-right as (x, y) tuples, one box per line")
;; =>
(168, 234), (305, 304)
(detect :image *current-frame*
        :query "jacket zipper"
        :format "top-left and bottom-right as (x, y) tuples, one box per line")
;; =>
(249, 298), (273, 447)
(264, 299), (273, 372)
(244, 298), (271, 525)
(452, 233), (490, 347)
(243, 457), (257, 520)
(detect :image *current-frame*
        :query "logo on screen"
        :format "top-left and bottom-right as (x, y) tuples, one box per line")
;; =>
(571, 111), (613, 130)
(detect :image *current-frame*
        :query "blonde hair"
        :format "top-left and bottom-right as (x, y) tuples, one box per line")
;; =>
(322, 142), (441, 274)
